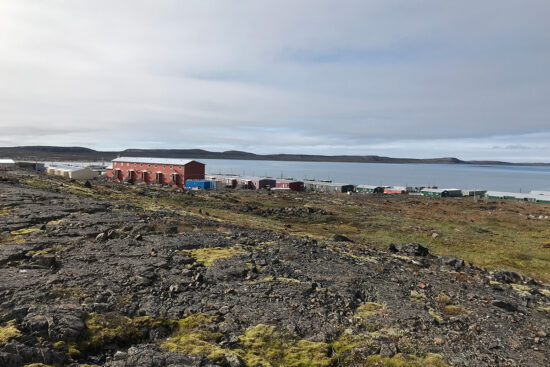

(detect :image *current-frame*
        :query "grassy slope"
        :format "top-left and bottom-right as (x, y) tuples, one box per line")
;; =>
(18, 176), (550, 283)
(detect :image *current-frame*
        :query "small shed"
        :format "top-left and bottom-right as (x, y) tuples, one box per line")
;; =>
(207, 175), (238, 189)
(47, 165), (99, 180)
(0, 159), (15, 169)
(185, 180), (214, 190)
(275, 179), (304, 191)
(421, 188), (462, 198)
(461, 189), (487, 197)
(356, 185), (385, 194)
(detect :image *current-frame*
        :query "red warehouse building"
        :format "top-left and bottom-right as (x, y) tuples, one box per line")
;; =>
(106, 157), (205, 188)
(275, 179), (304, 191)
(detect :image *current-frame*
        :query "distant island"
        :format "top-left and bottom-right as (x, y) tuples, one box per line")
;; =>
(0, 145), (548, 166)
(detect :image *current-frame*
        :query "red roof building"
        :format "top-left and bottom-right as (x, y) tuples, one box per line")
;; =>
(106, 157), (205, 188)
(275, 179), (304, 191)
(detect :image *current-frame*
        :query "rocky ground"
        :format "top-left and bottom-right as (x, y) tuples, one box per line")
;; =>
(0, 171), (549, 367)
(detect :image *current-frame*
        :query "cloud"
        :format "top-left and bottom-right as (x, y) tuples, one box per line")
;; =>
(0, 1), (549, 161)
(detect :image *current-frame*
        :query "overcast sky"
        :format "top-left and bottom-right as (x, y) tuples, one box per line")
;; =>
(1, 1), (549, 161)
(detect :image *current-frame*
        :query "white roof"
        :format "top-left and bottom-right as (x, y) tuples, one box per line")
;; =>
(240, 176), (276, 181)
(486, 191), (533, 199)
(422, 188), (461, 193)
(51, 165), (90, 172)
(305, 181), (352, 187)
(113, 157), (201, 166)
(0, 159), (15, 164)
(276, 179), (302, 183)
(530, 190), (550, 196)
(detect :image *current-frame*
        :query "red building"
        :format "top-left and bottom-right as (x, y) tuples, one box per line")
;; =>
(384, 186), (409, 194)
(106, 157), (205, 188)
(275, 179), (304, 191)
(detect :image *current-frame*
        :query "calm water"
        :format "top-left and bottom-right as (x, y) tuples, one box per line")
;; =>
(201, 159), (550, 192)
(45, 159), (550, 192)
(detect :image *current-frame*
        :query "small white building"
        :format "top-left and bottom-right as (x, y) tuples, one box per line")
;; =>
(47, 165), (99, 180)
(461, 189), (487, 197)
(0, 158), (16, 168)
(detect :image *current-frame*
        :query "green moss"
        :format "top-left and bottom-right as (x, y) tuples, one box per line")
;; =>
(162, 313), (225, 360)
(68, 342), (80, 358)
(81, 313), (173, 352)
(81, 313), (141, 351)
(46, 219), (64, 226)
(28, 246), (68, 256)
(237, 324), (333, 367)
(53, 340), (65, 348)
(175, 313), (216, 329)
(355, 302), (383, 318)
(332, 332), (377, 364)
(409, 290), (427, 305)
(261, 276), (301, 283)
(10, 227), (41, 235)
(276, 277), (301, 283)
(428, 307), (444, 324)
(363, 353), (451, 366)
(51, 286), (86, 300)
(0, 319), (22, 345)
(177, 246), (246, 266)
(116, 294), (133, 305)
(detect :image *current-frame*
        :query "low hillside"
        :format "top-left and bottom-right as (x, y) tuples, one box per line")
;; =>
(0, 170), (548, 366)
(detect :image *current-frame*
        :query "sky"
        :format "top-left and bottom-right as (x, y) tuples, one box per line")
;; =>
(1, 1), (549, 162)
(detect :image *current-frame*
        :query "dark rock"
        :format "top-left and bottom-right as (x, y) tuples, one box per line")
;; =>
(391, 243), (430, 257)
(440, 256), (465, 270)
(29, 254), (59, 269)
(494, 271), (523, 284)
(379, 341), (397, 357)
(492, 300), (518, 312)
(103, 344), (217, 367)
(224, 352), (244, 367)
(332, 234), (352, 242)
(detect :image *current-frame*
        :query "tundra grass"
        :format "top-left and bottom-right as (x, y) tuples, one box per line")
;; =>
(177, 246), (247, 266)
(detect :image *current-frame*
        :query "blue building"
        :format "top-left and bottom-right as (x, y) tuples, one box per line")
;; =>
(185, 180), (215, 190)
